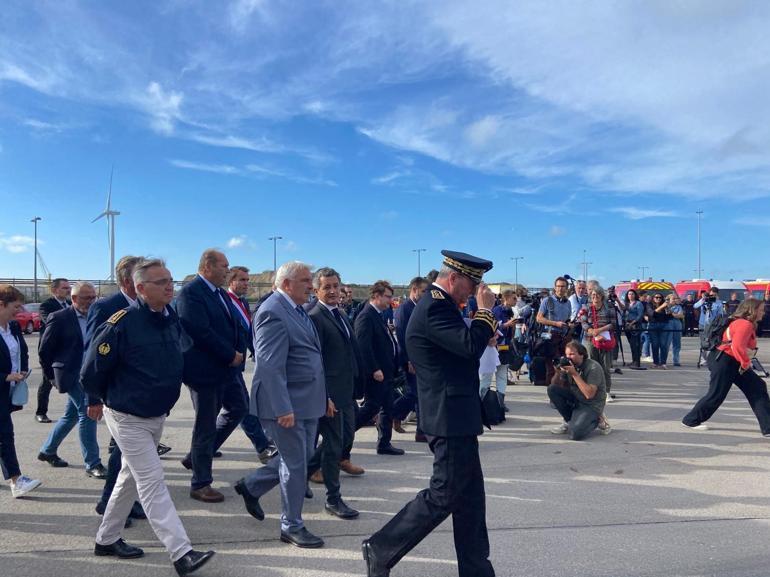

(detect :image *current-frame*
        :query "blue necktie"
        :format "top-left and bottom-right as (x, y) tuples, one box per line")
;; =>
(296, 305), (313, 332)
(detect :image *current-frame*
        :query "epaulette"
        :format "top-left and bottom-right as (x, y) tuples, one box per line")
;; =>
(431, 290), (445, 300)
(107, 309), (128, 324)
(473, 309), (498, 333)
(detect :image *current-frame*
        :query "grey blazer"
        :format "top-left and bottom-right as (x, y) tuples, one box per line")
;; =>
(250, 291), (326, 420)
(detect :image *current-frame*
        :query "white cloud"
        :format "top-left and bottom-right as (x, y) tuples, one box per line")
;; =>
(283, 240), (298, 252)
(733, 217), (770, 228)
(465, 115), (500, 148)
(244, 163), (337, 186)
(0, 234), (36, 253)
(609, 207), (679, 220)
(142, 82), (183, 135)
(168, 159), (240, 175)
(549, 225), (566, 237)
(190, 133), (283, 153)
(371, 171), (407, 185)
(227, 235), (247, 248)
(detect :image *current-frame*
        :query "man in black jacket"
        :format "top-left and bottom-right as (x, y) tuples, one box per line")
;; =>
(35, 277), (71, 423)
(354, 280), (403, 456)
(82, 258), (214, 576)
(176, 249), (245, 503)
(38, 282), (105, 477)
(307, 268), (362, 519)
(363, 250), (498, 577)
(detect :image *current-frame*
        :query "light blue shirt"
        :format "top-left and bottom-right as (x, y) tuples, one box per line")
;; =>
(694, 297), (723, 327)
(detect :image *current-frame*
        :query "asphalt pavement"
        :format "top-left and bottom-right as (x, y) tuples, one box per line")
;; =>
(2, 335), (770, 577)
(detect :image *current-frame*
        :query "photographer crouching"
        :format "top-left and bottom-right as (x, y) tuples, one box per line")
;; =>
(548, 341), (610, 440)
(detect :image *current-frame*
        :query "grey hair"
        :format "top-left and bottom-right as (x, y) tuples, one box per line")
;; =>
(590, 284), (606, 302)
(71, 281), (95, 296)
(436, 265), (454, 279)
(313, 267), (341, 289)
(274, 261), (311, 288)
(132, 258), (167, 285)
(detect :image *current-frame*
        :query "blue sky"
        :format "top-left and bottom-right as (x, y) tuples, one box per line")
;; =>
(2, 1), (770, 286)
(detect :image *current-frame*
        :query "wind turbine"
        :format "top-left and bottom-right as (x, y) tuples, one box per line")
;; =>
(91, 167), (121, 282)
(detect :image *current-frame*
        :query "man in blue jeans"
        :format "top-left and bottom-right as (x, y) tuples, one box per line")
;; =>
(38, 282), (106, 478)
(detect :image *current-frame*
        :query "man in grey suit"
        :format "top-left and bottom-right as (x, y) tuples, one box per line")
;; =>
(234, 261), (330, 549)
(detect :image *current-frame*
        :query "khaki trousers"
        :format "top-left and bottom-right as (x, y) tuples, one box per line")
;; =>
(96, 408), (191, 562)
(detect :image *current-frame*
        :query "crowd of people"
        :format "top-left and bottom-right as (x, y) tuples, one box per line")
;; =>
(1, 250), (769, 577)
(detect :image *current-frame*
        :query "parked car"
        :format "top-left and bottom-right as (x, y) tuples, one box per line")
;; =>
(15, 303), (42, 334)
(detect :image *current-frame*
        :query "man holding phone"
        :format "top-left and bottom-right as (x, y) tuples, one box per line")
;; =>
(547, 340), (609, 440)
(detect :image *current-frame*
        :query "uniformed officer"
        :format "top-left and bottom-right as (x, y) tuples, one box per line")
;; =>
(362, 250), (498, 577)
(81, 258), (215, 577)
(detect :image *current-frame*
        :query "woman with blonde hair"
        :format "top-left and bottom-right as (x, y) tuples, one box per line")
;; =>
(682, 298), (770, 434)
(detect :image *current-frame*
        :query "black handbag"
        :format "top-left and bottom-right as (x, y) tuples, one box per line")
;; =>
(481, 388), (505, 425)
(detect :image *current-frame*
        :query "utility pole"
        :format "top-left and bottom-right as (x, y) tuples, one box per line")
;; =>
(31, 217), (41, 301)
(695, 210), (703, 278)
(580, 249), (592, 282)
(268, 235), (283, 274)
(510, 256), (524, 288)
(638, 266), (649, 280)
(412, 248), (427, 277)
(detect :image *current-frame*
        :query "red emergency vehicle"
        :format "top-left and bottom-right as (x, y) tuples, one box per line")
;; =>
(745, 280), (770, 300)
(614, 280), (676, 301)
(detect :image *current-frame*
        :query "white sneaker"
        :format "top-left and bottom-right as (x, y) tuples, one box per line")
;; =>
(598, 416), (612, 435)
(682, 422), (709, 431)
(10, 475), (41, 498)
(550, 421), (569, 434)
(641, 356), (653, 363)
(606, 395), (614, 403)
(405, 411), (418, 424)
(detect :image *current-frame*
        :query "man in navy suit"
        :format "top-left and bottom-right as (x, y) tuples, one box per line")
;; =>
(222, 266), (276, 464)
(354, 280), (403, 456)
(177, 249), (245, 503)
(393, 277), (428, 442)
(35, 277), (72, 423)
(38, 282), (106, 478)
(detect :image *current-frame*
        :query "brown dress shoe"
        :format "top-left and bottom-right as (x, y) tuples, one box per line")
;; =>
(339, 459), (365, 476)
(392, 420), (406, 434)
(190, 485), (224, 503)
(309, 470), (324, 484)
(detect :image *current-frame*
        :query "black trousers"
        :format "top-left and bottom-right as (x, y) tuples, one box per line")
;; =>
(392, 372), (422, 435)
(308, 402), (356, 503)
(683, 351), (770, 434)
(35, 374), (54, 416)
(0, 381), (20, 480)
(368, 435), (494, 577)
(547, 385), (600, 441)
(625, 328), (642, 365)
(187, 374), (248, 490)
(356, 377), (394, 449)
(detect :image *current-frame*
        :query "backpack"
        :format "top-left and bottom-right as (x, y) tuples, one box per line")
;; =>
(700, 315), (733, 352)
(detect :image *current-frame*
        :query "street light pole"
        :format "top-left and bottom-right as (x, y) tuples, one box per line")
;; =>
(412, 248), (427, 277)
(695, 210), (703, 278)
(510, 256), (524, 288)
(31, 217), (41, 301)
(638, 266), (649, 280)
(268, 235), (283, 274)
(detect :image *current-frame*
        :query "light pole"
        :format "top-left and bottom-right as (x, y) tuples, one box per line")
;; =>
(412, 248), (427, 277)
(268, 235), (283, 274)
(580, 249), (592, 282)
(31, 217), (41, 301)
(695, 210), (703, 278)
(638, 266), (649, 280)
(510, 256), (524, 288)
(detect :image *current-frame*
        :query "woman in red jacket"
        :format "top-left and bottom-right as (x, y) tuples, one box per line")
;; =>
(682, 298), (770, 434)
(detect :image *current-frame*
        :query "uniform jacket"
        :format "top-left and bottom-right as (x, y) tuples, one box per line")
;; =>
(308, 301), (360, 407)
(250, 291), (326, 420)
(86, 291), (131, 346)
(406, 284), (495, 437)
(81, 299), (186, 418)
(38, 307), (85, 394)
(354, 302), (398, 382)
(0, 320), (28, 413)
(176, 275), (244, 387)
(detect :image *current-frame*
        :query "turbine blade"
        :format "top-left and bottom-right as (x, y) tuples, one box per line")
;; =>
(91, 212), (107, 223)
(106, 166), (113, 211)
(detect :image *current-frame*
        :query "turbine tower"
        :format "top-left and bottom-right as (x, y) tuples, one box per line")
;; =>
(91, 168), (121, 282)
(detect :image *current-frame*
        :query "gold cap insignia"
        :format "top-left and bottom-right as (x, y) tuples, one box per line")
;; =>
(98, 343), (111, 356)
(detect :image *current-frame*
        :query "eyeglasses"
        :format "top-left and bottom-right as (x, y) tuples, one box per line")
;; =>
(144, 278), (174, 287)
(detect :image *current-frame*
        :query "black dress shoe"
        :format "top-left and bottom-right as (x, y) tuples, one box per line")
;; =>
(173, 549), (215, 576)
(213, 450), (222, 458)
(181, 456), (192, 470)
(86, 464), (108, 479)
(94, 538), (144, 559)
(305, 486), (313, 499)
(325, 499), (359, 519)
(37, 452), (69, 467)
(129, 502), (147, 519)
(280, 527), (324, 548)
(234, 479), (264, 520)
(35, 414), (52, 423)
(376, 445), (405, 456)
(157, 443), (172, 456)
(362, 539), (390, 577)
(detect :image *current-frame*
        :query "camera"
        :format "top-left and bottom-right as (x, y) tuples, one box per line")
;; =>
(705, 295), (717, 303)
(554, 356), (572, 367)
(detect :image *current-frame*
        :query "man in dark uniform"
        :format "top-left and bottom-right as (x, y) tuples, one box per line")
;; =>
(362, 250), (498, 577)
(82, 258), (214, 576)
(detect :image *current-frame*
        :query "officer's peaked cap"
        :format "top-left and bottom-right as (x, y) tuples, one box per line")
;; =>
(440, 250), (493, 283)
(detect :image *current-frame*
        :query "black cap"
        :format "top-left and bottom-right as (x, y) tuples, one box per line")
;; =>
(440, 250), (493, 284)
